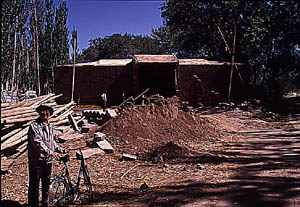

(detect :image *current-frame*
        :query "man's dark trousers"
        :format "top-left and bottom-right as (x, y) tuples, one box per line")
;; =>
(28, 161), (52, 207)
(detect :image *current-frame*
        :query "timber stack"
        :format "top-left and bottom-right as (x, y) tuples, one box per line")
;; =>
(0, 93), (81, 173)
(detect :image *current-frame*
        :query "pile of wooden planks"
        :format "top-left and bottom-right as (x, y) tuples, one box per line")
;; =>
(1, 93), (78, 173)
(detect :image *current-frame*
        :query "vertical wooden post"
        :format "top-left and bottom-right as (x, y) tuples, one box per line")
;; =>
(71, 47), (76, 101)
(228, 22), (237, 101)
(71, 28), (77, 102)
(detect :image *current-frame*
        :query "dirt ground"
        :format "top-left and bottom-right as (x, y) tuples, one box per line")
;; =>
(1, 96), (300, 207)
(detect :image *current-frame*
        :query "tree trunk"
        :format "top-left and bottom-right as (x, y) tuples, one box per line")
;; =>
(34, 4), (41, 96)
(11, 16), (18, 92)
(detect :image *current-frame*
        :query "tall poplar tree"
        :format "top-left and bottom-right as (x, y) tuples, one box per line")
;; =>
(53, 0), (69, 66)
(40, 0), (55, 94)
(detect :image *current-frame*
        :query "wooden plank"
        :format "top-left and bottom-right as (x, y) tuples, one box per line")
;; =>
(13, 141), (28, 159)
(1, 115), (38, 125)
(1, 103), (10, 108)
(31, 93), (55, 107)
(49, 101), (75, 118)
(1, 128), (22, 143)
(76, 148), (105, 159)
(133, 88), (149, 101)
(1, 134), (27, 151)
(238, 129), (283, 134)
(44, 93), (63, 103)
(1, 106), (35, 118)
(59, 133), (84, 141)
(1, 158), (14, 172)
(96, 139), (114, 153)
(1, 127), (29, 151)
(54, 126), (72, 134)
(1, 99), (28, 111)
(94, 132), (106, 140)
(106, 109), (118, 118)
(49, 110), (73, 123)
(121, 153), (137, 161)
(117, 96), (134, 109)
(68, 114), (80, 131)
(1, 111), (38, 123)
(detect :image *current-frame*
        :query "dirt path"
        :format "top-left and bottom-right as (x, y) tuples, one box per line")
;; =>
(89, 116), (300, 207)
(182, 122), (300, 207)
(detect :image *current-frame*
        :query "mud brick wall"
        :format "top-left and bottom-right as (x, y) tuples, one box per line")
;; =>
(177, 65), (246, 105)
(54, 64), (134, 105)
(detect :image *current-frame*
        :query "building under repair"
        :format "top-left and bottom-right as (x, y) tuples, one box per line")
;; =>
(54, 55), (247, 106)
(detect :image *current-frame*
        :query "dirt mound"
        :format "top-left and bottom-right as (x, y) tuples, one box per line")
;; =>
(101, 96), (225, 156)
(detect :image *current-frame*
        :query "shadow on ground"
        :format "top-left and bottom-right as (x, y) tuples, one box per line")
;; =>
(91, 131), (300, 207)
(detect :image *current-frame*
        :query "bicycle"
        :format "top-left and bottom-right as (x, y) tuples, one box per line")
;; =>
(47, 149), (93, 206)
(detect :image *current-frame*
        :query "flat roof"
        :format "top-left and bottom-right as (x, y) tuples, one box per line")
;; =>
(133, 55), (177, 64)
(59, 59), (132, 67)
(178, 59), (231, 65)
(57, 57), (242, 67)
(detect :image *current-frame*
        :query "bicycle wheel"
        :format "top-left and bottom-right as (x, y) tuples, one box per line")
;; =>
(47, 177), (71, 206)
(78, 167), (93, 203)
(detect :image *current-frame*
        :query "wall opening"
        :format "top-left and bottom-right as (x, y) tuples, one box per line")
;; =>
(137, 63), (176, 97)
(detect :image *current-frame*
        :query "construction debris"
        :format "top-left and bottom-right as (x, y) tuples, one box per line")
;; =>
(76, 148), (105, 159)
(120, 153), (137, 161)
(96, 139), (114, 153)
(68, 114), (80, 131)
(94, 132), (106, 140)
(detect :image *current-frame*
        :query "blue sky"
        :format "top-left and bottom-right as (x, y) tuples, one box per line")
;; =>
(64, 0), (165, 52)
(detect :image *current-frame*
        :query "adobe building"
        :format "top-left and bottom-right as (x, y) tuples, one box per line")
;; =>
(54, 55), (247, 106)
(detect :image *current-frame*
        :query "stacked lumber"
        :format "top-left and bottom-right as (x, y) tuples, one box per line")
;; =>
(1, 93), (78, 172)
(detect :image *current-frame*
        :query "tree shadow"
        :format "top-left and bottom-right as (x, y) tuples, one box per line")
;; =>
(90, 131), (300, 206)
(0, 200), (25, 207)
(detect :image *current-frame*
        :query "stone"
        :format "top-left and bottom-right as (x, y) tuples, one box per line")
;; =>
(96, 139), (114, 153)
(94, 132), (106, 141)
(76, 148), (105, 159)
(121, 153), (137, 161)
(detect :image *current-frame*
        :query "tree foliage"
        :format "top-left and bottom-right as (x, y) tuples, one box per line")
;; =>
(79, 33), (165, 62)
(156, 0), (300, 104)
(1, 0), (30, 90)
(1, 0), (69, 94)
(53, 0), (69, 66)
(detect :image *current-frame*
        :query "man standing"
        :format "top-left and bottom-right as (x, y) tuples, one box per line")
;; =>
(28, 104), (65, 207)
(101, 90), (108, 110)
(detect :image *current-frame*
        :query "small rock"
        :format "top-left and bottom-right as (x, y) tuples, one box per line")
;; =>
(163, 164), (169, 168)
(197, 163), (205, 170)
(140, 182), (149, 191)
(120, 153), (137, 161)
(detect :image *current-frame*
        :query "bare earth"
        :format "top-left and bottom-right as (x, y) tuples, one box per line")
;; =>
(1, 97), (300, 207)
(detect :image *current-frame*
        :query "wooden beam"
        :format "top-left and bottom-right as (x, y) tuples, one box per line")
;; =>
(49, 101), (75, 118)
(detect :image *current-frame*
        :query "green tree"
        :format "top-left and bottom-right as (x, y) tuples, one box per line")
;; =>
(158, 0), (300, 105)
(40, 0), (55, 94)
(1, 0), (30, 91)
(1, 0), (15, 89)
(1, 0), (70, 95)
(80, 33), (164, 62)
(53, 0), (69, 65)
